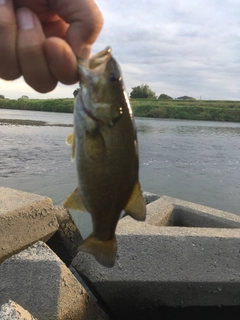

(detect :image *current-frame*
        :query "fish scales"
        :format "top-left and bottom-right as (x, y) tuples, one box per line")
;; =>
(75, 96), (137, 234)
(64, 47), (146, 267)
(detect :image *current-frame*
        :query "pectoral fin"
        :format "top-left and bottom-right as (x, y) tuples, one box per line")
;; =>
(66, 132), (75, 160)
(79, 234), (117, 268)
(85, 130), (106, 162)
(124, 181), (146, 221)
(63, 187), (86, 212)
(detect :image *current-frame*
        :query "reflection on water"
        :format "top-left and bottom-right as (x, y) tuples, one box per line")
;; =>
(1, 110), (240, 237)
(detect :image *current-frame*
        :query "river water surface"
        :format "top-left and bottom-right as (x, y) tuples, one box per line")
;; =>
(1, 109), (240, 238)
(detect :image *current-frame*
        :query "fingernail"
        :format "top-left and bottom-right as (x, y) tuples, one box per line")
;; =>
(0, 0), (7, 5)
(79, 45), (92, 59)
(17, 9), (34, 30)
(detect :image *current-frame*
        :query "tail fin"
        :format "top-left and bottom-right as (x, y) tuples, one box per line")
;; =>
(79, 234), (117, 268)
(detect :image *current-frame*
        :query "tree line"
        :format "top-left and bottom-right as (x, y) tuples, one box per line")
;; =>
(130, 84), (173, 100)
(0, 82), (192, 101)
(72, 83), (178, 100)
(129, 84), (195, 100)
(0, 95), (30, 100)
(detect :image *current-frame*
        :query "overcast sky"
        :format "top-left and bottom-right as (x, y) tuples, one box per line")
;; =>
(1, 0), (240, 100)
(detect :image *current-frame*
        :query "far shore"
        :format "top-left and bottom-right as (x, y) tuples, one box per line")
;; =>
(0, 118), (73, 127)
(0, 98), (240, 122)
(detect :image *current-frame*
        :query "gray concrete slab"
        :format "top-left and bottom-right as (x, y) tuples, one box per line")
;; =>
(0, 187), (59, 263)
(146, 195), (240, 227)
(47, 206), (84, 266)
(0, 241), (110, 320)
(143, 191), (161, 204)
(0, 300), (36, 320)
(72, 196), (240, 319)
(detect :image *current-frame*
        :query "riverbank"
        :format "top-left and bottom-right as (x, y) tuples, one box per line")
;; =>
(0, 98), (74, 113)
(1, 187), (240, 319)
(0, 98), (240, 122)
(0, 118), (73, 127)
(131, 99), (240, 122)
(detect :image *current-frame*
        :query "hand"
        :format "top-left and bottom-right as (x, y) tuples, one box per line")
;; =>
(0, 0), (103, 92)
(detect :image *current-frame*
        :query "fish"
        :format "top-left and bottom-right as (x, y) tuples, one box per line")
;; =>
(63, 47), (146, 267)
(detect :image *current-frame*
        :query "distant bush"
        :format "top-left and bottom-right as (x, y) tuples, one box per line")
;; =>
(18, 95), (29, 100)
(73, 82), (80, 97)
(130, 84), (157, 99)
(73, 88), (80, 97)
(176, 96), (195, 100)
(158, 93), (173, 100)
(0, 94), (5, 99)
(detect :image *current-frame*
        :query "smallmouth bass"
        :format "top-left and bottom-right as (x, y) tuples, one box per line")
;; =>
(64, 47), (146, 267)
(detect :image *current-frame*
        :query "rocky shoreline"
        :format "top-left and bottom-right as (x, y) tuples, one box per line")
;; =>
(0, 118), (73, 127)
(1, 187), (240, 319)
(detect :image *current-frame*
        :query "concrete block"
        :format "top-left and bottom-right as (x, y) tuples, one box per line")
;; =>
(146, 195), (240, 228)
(0, 187), (59, 263)
(0, 300), (36, 320)
(72, 196), (240, 319)
(47, 207), (83, 266)
(0, 241), (110, 320)
(143, 191), (160, 204)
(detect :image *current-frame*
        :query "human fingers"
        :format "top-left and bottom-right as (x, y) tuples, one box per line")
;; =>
(0, 0), (21, 80)
(44, 37), (79, 85)
(50, 0), (104, 58)
(16, 7), (57, 93)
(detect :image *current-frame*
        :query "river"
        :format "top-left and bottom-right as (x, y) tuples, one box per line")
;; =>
(1, 109), (240, 238)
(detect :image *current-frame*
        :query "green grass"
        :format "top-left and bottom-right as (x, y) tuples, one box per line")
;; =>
(0, 98), (74, 113)
(0, 98), (240, 122)
(131, 99), (240, 122)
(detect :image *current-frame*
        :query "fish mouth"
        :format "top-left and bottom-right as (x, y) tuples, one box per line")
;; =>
(77, 48), (113, 124)
(77, 46), (112, 76)
(77, 47), (121, 127)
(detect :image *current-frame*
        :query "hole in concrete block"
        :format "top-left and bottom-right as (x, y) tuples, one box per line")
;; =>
(153, 205), (240, 228)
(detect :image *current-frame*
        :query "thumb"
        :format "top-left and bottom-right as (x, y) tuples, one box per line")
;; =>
(51, 0), (103, 58)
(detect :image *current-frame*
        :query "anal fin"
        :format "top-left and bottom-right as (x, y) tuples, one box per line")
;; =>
(63, 187), (86, 212)
(124, 181), (146, 221)
(79, 234), (117, 268)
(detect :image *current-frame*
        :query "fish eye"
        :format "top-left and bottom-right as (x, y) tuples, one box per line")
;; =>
(109, 73), (121, 83)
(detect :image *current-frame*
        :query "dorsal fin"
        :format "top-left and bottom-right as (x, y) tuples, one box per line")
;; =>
(63, 187), (86, 212)
(124, 181), (146, 221)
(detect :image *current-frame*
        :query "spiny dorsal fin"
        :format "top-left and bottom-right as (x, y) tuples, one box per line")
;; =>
(63, 187), (86, 212)
(79, 234), (117, 268)
(66, 132), (75, 160)
(124, 181), (146, 221)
